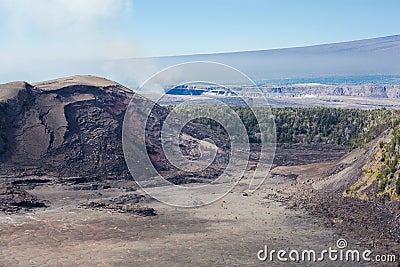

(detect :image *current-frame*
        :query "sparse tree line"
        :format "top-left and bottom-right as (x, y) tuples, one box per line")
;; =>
(377, 127), (400, 197)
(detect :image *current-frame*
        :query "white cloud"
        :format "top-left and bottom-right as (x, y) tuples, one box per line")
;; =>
(0, 0), (139, 63)
(0, 0), (160, 84)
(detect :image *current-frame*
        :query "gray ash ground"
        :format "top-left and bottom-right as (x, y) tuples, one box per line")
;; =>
(0, 143), (398, 266)
(0, 143), (347, 215)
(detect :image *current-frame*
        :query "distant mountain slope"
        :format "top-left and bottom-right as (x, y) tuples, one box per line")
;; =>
(3, 35), (400, 87)
(110, 35), (400, 85)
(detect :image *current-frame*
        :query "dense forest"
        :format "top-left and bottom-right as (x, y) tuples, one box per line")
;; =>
(271, 108), (400, 148)
(166, 105), (400, 149)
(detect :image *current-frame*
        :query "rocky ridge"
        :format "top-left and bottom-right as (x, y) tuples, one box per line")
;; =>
(0, 75), (228, 181)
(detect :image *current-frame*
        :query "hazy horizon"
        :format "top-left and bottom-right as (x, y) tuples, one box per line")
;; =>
(1, 0), (400, 85)
(2, 1), (400, 58)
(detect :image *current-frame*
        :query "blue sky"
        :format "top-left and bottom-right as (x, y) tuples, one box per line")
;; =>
(1, 0), (399, 59)
(0, 0), (399, 82)
(128, 0), (400, 56)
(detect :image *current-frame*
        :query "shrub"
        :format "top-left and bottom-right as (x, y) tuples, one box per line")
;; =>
(379, 179), (388, 193)
(379, 141), (385, 149)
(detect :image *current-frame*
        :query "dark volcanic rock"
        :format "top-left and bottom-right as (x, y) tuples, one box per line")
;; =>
(273, 143), (347, 166)
(295, 193), (400, 255)
(0, 184), (47, 213)
(80, 194), (156, 216)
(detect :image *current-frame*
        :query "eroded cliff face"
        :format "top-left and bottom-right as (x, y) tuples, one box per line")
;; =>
(261, 84), (400, 98)
(0, 81), (36, 162)
(0, 75), (228, 181)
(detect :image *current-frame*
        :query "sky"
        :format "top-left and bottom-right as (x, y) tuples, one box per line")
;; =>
(129, 0), (400, 56)
(0, 0), (399, 82)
